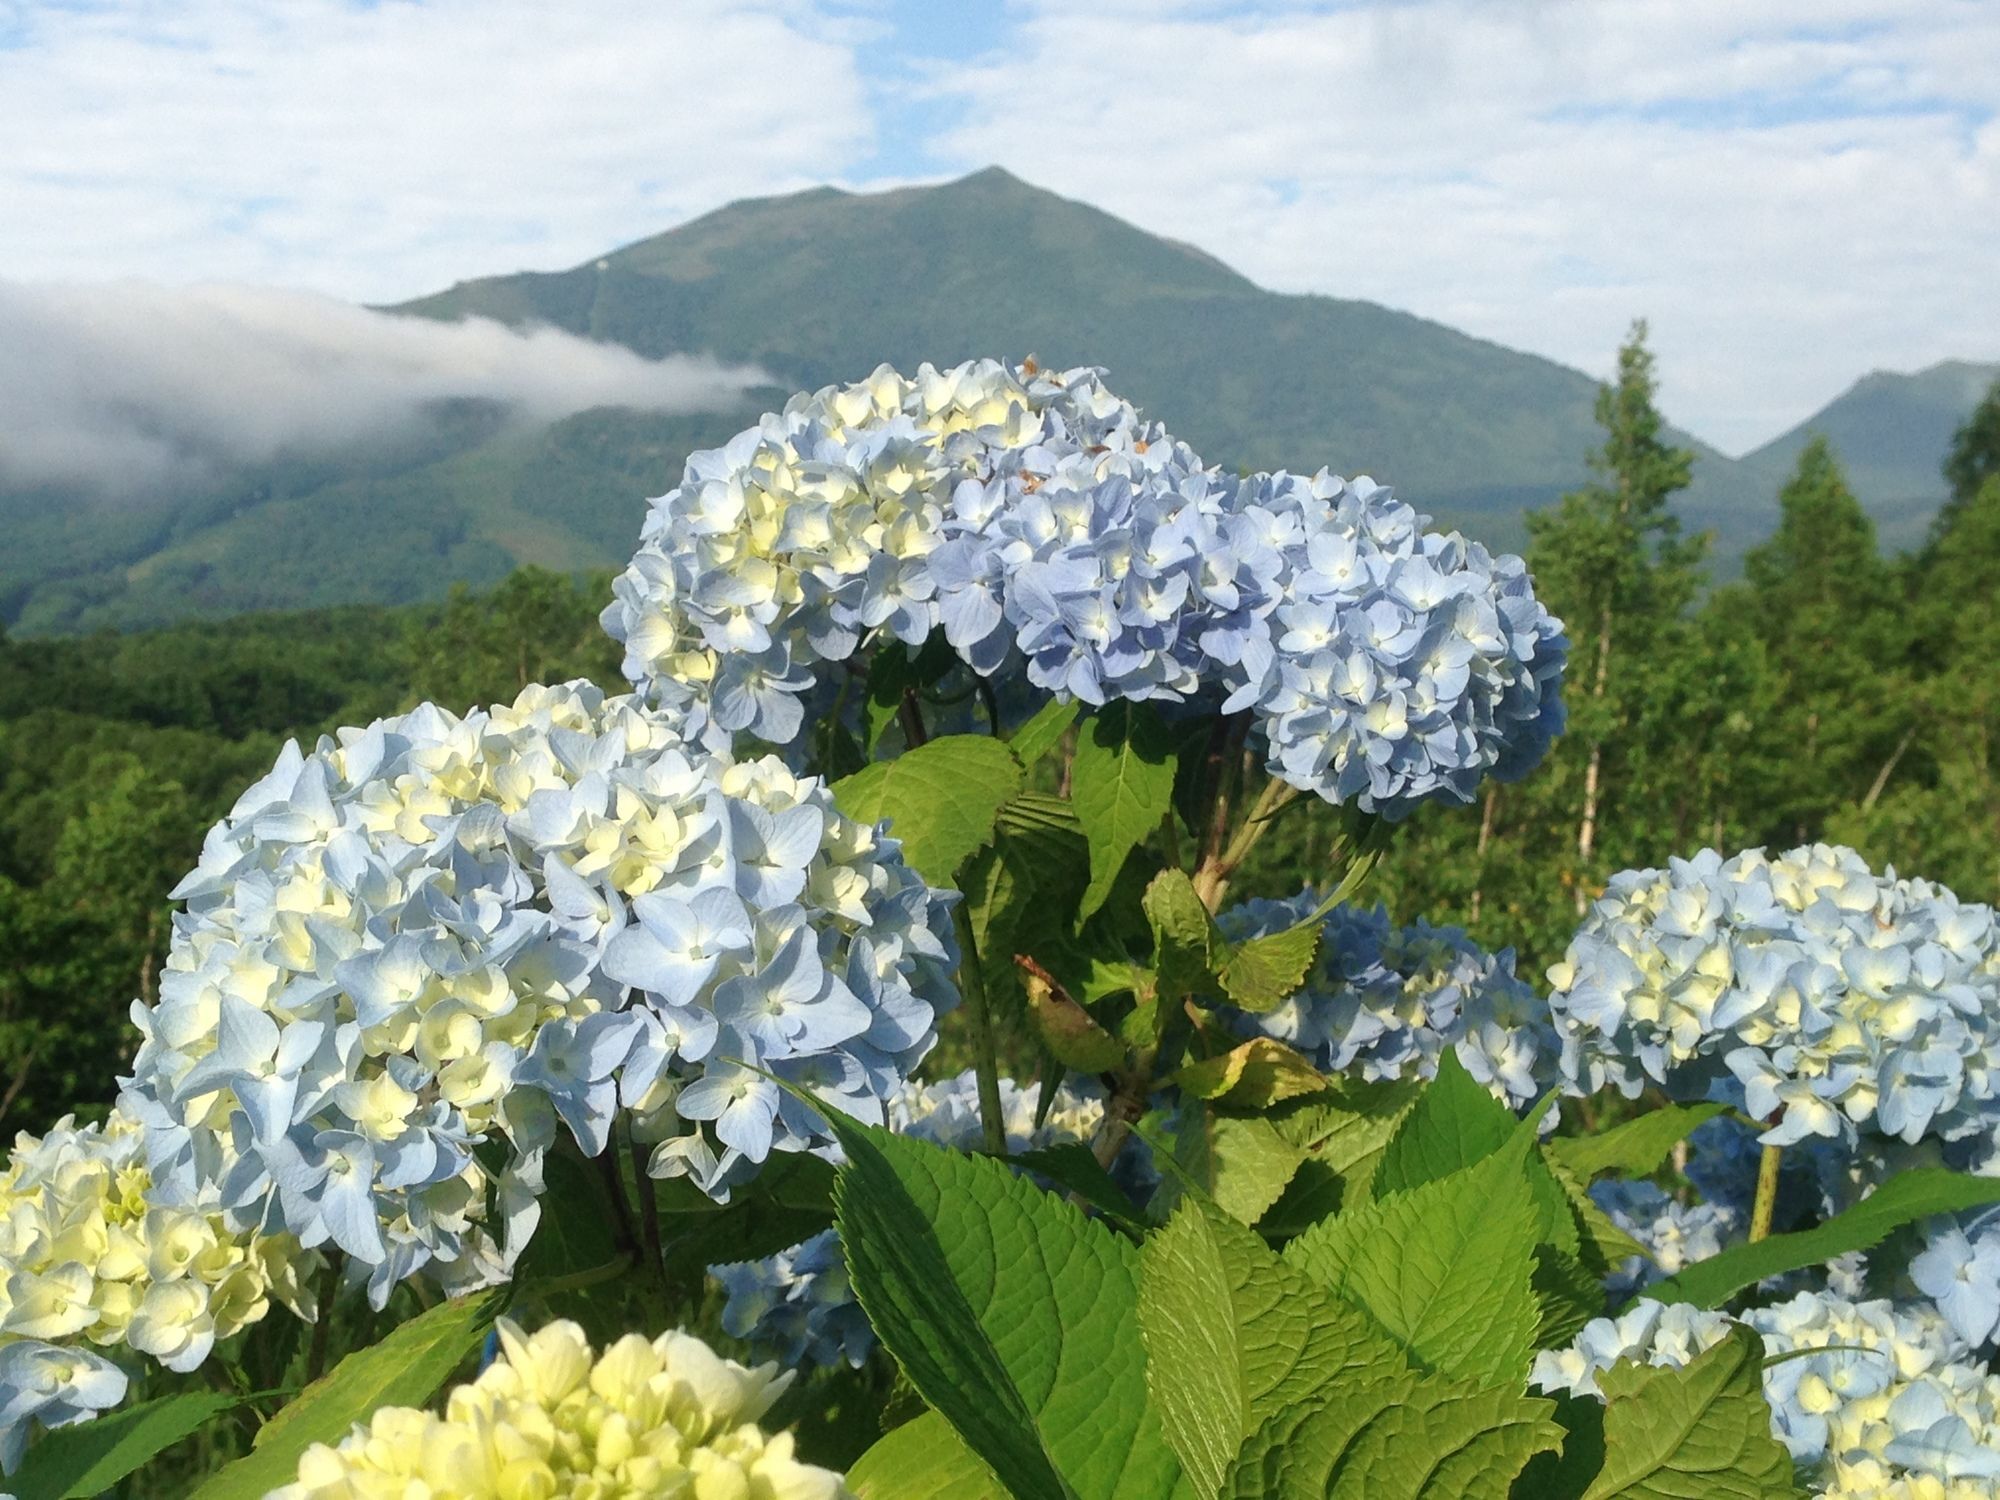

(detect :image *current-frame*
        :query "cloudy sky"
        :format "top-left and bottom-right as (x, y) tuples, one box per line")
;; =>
(2, 0), (1995, 454)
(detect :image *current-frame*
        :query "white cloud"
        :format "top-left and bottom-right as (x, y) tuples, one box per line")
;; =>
(918, 0), (2000, 451)
(0, 0), (1993, 453)
(0, 280), (767, 495)
(0, 0), (874, 300)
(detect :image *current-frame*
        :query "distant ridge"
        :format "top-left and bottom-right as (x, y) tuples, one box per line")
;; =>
(1, 168), (1989, 633)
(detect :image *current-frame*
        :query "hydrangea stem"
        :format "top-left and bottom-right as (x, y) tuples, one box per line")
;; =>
(954, 906), (1009, 1157)
(1750, 1141), (1784, 1243)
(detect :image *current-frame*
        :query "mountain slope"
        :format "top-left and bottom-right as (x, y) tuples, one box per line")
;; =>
(1734, 361), (1995, 552)
(3, 168), (1988, 634)
(402, 167), (1705, 543)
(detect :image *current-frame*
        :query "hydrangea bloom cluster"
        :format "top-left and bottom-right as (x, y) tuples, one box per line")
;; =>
(268, 1317), (847, 1500)
(1587, 1179), (1741, 1298)
(1535, 1293), (2000, 1497)
(1223, 470), (1568, 812)
(604, 359), (1568, 819)
(0, 1106), (316, 1469)
(1914, 1210), (2000, 1352)
(1547, 845), (2000, 1148)
(123, 681), (957, 1301)
(1213, 893), (1559, 1109)
(713, 1070), (1104, 1369)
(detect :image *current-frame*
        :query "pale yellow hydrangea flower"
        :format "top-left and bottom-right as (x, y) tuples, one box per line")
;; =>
(269, 1319), (850, 1500)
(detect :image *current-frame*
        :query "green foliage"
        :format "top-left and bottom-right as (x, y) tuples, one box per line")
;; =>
(1572, 1328), (1795, 1499)
(1646, 1167), (2000, 1309)
(827, 1108), (1186, 1499)
(188, 1289), (508, 1500)
(1547, 1103), (1727, 1182)
(832, 733), (1024, 886)
(1072, 704), (1180, 920)
(6, 1391), (251, 1500)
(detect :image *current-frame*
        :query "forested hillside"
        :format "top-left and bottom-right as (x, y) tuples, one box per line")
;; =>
(6, 170), (1989, 635)
(6, 345), (1995, 1142)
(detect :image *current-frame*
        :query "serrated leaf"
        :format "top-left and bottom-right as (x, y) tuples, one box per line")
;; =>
(848, 1412), (1006, 1500)
(10, 1390), (247, 1499)
(1162, 1109), (1305, 1226)
(1259, 1082), (1419, 1235)
(1548, 1103), (1727, 1182)
(833, 734), (1024, 884)
(1013, 1141), (1151, 1230)
(1285, 1136), (1545, 1384)
(1533, 1244), (1608, 1350)
(962, 795), (1091, 1016)
(1581, 1327), (1795, 1499)
(1543, 1152), (1649, 1279)
(1216, 916), (1323, 1012)
(827, 1112), (1188, 1499)
(190, 1288), (507, 1500)
(1138, 1208), (1244, 1497)
(1171, 1037), (1329, 1108)
(1372, 1050), (1519, 1197)
(663, 1153), (837, 1267)
(1224, 1374), (1562, 1499)
(1143, 867), (1216, 1002)
(1646, 1167), (2000, 1309)
(1072, 703), (1179, 920)
(1009, 698), (1080, 768)
(1019, 956), (1126, 1072)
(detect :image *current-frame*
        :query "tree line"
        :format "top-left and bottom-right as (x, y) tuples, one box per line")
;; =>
(2, 331), (1996, 1130)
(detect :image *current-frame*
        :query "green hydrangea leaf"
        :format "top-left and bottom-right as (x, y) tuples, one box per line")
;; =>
(10, 1391), (250, 1499)
(1143, 867), (1217, 1003)
(1547, 1103), (1728, 1182)
(1072, 703), (1179, 920)
(1159, 1108), (1306, 1226)
(1171, 1037), (1330, 1108)
(1223, 1374), (1562, 1499)
(833, 733), (1024, 885)
(1645, 1167), (2000, 1309)
(827, 1112), (1190, 1500)
(1372, 1050), (1518, 1197)
(1009, 698), (1081, 768)
(1284, 1135), (1545, 1385)
(848, 1412), (1006, 1500)
(189, 1288), (508, 1500)
(1579, 1327), (1796, 1499)
(1214, 914), (1324, 1012)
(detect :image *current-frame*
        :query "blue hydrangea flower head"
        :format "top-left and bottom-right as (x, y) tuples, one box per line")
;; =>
(1213, 890), (1560, 1110)
(1547, 845), (2000, 1152)
(121, 681), (959, 1304)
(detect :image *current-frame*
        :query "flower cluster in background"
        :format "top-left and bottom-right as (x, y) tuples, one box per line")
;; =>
(1547, 844), (2000, 1149)
(121, 681), (958, 1304)
(1587, 1179), (1741, 1298)
(1214, 893), (1559, 1109)
(603, 359), (1567, 819)
(1535, 1291), (2000, 1497)
(268, 1317), (848, 1499)
(0, 1106), (317, 1467)
(1915, 1210), (2000, 1353)
(713, 1070), (1104, 1370)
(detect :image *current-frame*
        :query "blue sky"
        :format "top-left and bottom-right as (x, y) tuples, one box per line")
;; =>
(0, 0), (1994, 452)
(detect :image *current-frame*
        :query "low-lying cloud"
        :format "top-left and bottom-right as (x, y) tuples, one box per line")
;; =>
(0, 281), (769, 497)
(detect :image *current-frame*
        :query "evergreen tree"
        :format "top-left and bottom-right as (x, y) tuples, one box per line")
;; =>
(1941, 377), (2000, 527)
(1735, 437), (1907, 837)
(1526, 321), (1706, 909)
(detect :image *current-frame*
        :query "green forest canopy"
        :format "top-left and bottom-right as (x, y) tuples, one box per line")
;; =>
(2, 340), (1995, 1136)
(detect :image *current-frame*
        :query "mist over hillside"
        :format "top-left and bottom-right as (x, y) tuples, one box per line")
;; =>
(2, 168), (1988, 635)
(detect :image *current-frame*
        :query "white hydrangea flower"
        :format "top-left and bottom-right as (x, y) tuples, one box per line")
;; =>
(0, 1105), (316, 1470)
(267, 1317), (848, 1499)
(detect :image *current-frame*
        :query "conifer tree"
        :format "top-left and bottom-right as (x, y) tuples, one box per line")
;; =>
(1737, 436), (1905, 836)
(1526, 321), (1705, 909)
